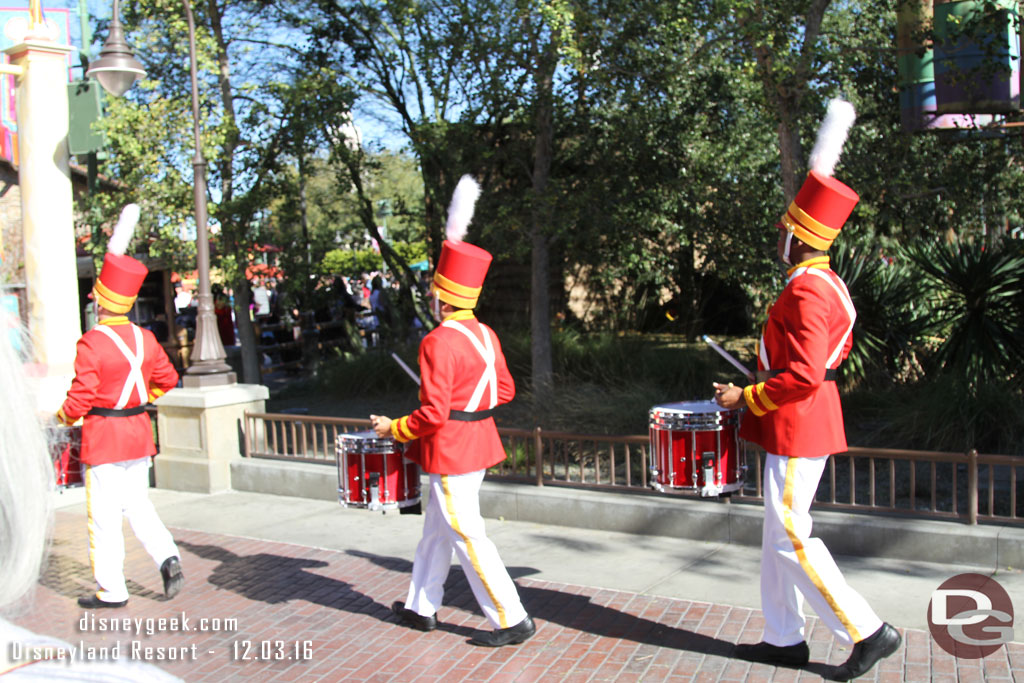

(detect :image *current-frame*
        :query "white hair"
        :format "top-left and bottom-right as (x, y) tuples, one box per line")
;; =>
(0, 325), (53, 614)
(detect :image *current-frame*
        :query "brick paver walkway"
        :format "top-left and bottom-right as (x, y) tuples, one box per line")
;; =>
(11, 511), (1022, 682)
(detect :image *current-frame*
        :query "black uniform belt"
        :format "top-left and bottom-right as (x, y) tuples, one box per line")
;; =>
(88, 405), (148, 417)
(449, 409), (495, 422)
(755, 368), (838, 382)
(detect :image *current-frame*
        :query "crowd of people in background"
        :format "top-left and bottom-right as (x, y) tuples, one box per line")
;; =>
(167, 269), (429, 374)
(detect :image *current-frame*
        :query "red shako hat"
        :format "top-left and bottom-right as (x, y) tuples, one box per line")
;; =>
(778, 99), (859, 250)
(780, 171), (859, 251)
(93, 205), (146, 314)
(433, 176), (491, 309)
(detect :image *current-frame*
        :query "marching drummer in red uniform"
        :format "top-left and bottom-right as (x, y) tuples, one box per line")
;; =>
(371, 176), (535, 648)
(713, 100), (901, 680)
(57, 205), (184, 609)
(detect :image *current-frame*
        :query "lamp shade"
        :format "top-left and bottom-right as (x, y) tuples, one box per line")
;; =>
(85, 13), (145, 97)
(87, 55), (145, 97)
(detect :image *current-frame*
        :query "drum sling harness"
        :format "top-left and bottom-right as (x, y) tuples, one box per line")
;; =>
(756, 267), (857, 384)
(87, 324), (149, 418)
(442, 319), (498, 422)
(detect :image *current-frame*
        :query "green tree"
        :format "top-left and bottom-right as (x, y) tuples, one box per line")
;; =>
(87, 0), (358, 382)
(321, 248), (383, 277)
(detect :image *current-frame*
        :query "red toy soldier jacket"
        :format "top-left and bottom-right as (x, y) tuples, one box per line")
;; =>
(58, 317), (179, 465)
(740, 256), (856, 458)
(391, 310), (514, 475)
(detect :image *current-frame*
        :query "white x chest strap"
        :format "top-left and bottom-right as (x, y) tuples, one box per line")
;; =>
(759, 268), (857, 372)
(442, 319), (498, 412)
(94, 324), (147, 409)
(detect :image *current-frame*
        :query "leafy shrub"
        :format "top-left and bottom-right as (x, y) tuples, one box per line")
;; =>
(903, 237), (1024, 391)
(831, 243), (929, 388)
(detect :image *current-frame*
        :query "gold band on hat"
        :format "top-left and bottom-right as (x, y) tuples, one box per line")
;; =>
(433, 285), (479, 309)
(433, 272), (482, 299)
(93, 281), (137, 314)
(782, 201), (840, 251)
(433, 272), (482, 309)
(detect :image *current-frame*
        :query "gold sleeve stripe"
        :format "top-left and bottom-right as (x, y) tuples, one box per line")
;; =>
(399, 416), (416, 440)
(743, 385), (766, 417)
(757, 383), (780, 411)
(391, 416), (415, 442)
(390, 419), (406, 442)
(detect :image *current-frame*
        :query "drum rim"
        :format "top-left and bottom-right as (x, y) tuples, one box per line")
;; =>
(650, 400), (734, 416)
(337, 430), (399, 454)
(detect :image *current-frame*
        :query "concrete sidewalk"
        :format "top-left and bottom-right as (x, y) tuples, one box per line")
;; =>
(9, 488), (1024, 682)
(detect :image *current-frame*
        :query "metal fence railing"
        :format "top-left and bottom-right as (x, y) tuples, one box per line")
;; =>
(243, 412), (1023, 526)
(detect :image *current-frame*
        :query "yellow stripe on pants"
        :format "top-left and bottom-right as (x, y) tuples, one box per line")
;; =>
(442, 474), (508, 628)
(85, 466), (98, 584)
(782, 457), (862, 642)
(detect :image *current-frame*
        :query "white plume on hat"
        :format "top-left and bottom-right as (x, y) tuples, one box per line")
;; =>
(445, 175), (481, 244)
(808, 98), (856, 178)
(107, 204), (140, 257)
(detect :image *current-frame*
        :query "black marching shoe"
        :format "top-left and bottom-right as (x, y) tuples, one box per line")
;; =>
(77, 595), (128, 609)
(391, 601), (437, 632)
(469, 616), (536, 647)
(160, 556), (184, 599)
(734, 640), (810, 667)
(832, 623), (901, 681)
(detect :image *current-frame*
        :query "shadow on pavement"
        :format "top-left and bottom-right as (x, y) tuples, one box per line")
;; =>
(178, 541), (844, 677)
(346, 548), (749, 661)
(41, 544), (165, 603)
(177, 541), (388, 619)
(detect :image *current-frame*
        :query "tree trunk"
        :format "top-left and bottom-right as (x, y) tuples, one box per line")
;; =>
(208, 0), (262, 383)
(744, 0), (832, 203)
(298, 153), (312, 308)
(777, 108), (804, 203)
(529, 46), (556, 402)
(233, 277), (261, 383)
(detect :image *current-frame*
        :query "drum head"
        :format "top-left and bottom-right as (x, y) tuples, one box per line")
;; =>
(649, 400), (738, 430)
(651, 400), (727, 416)
(337, 430), (397, 454)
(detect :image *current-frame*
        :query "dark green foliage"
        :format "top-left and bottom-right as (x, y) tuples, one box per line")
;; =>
(315, 345), (422, 399)
(904, 237), (1024, 390)
(844, 373), (1022, 454)
(831, 242), (929, 388)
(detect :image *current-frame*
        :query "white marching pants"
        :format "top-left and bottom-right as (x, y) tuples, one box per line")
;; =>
(85, 457), (179, 603)
(406, 471), (528, 630)
(760, 453), (882, 647)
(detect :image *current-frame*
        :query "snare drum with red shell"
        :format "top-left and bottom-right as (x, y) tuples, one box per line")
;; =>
(336, 431), (420, 512)
(649, 401), (745, 497)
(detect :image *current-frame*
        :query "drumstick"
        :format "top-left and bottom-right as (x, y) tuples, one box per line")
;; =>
(391, 352), (421, 386)
(701, 335), (755, 382)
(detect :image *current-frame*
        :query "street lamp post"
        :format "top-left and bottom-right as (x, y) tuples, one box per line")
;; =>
(177, 0), (234, 386)
(89, 0), (235, 386)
